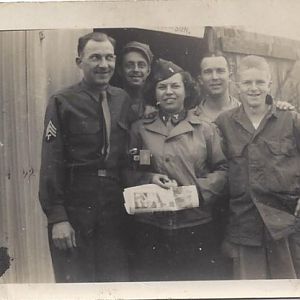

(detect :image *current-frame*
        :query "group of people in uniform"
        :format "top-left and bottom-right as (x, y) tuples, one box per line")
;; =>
(39, 31), (300, 282)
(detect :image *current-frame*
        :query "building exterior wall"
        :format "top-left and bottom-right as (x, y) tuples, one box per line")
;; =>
(214, 27), (300, 109)
(0, 29), (90, 283)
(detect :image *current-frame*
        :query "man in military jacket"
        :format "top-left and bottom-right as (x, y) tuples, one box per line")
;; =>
(215, 55), (300, 279)
(39, 32), (132, 282)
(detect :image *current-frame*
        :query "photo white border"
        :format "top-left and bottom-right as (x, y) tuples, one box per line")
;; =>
(0, 0), (300, 40)
(0, 280), (300, 299)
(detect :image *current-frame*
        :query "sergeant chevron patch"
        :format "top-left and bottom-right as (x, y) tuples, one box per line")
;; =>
(45, 120), (57, 142)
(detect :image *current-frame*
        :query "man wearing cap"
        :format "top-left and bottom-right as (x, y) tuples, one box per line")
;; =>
(120, 41), (154, 118)
(39, 32), (132, 282)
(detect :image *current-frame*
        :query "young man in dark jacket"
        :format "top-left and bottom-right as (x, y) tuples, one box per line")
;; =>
(215, 55), (300, 279)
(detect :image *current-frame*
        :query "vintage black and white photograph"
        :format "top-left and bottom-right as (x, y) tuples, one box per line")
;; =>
(0, 0), (300, 299)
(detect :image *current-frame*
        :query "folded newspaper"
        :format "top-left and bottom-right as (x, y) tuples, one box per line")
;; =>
(123, 184), (199, 214)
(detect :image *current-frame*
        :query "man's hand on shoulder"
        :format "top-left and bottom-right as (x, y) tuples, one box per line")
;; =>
(276, 100), (295, 111)
(52, 221), (76, 250)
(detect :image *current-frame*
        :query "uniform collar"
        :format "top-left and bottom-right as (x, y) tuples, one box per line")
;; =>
(78, 80), (117, 102)
(232, 103), (278, 134)
(143, 108), (201, 124)
(142, 108), (202, 138)
(200, 95), (240, 111)
(268, 103), (279, 118)
(158, 109), (187, 126)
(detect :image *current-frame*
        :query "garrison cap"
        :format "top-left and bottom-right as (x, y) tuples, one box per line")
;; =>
(122, 41), (154, 64)
(152, 58), (183, 83)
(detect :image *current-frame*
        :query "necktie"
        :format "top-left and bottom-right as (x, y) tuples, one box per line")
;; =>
(100, 91), (111, 159)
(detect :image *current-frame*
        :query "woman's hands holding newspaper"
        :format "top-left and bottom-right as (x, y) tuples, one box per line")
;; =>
(152, 174), (178, 189)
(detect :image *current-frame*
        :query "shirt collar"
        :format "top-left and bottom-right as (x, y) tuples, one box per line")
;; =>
(78, 80), (116, 102)
(268, 103), (279, 118)
(143, 108), (203, 139)
(143, 107), (202, 125)
(233, 103), (277, 119)
(158, 109), (187, 125)
(232, 103), (277, 134)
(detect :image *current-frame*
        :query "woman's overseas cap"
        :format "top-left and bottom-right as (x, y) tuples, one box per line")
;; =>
(152, 58), (183, 83)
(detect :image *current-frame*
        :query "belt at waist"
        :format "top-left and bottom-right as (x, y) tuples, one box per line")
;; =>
(70, 168), (120, 181)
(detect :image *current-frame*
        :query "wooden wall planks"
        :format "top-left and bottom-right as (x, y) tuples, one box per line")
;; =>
(0, 29), (89, 283)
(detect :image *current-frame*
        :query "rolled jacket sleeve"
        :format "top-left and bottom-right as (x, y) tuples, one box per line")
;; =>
(39, 95), (68, 224)
(196, 123), (228, 205)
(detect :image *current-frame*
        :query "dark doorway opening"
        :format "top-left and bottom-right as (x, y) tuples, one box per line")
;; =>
(94, 27), (207, 87)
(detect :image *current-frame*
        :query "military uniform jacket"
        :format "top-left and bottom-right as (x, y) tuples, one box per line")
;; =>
(215, 104), (300, 246)
(39, 81), (132, 224)
(129, 108), (227, 229)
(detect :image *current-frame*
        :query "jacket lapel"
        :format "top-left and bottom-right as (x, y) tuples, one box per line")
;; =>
(144, 109), (203, 139)
(167, 120), (195, 140)
(232, 106), (255, 135)
(144, 117), (169, 137)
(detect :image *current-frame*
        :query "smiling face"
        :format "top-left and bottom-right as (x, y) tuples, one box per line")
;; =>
(199, 56), (230, 97)
(122, 51), (150, 87)
(238, 67), (271, 109)
(76, 39), (116, 88)
(155, 73), (185, 114)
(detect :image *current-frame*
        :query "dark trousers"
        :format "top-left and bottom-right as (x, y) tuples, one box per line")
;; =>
(48, 176), (130, 283)
(211, 195), (233, 279)
(129, 221), (230, 281)
(223, 232), (300, 279)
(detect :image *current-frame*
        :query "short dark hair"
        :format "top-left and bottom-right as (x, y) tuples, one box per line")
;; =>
(77, 32), (116, 57)
(199, 50), (229, 73)
(143, 71), (201, 110)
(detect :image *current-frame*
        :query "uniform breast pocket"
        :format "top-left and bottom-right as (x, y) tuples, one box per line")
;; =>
(68, 118), (100, 135)
(265, 140), (300, 193)
(227, 143), (247, 197)
(67, 119), (101, 154)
